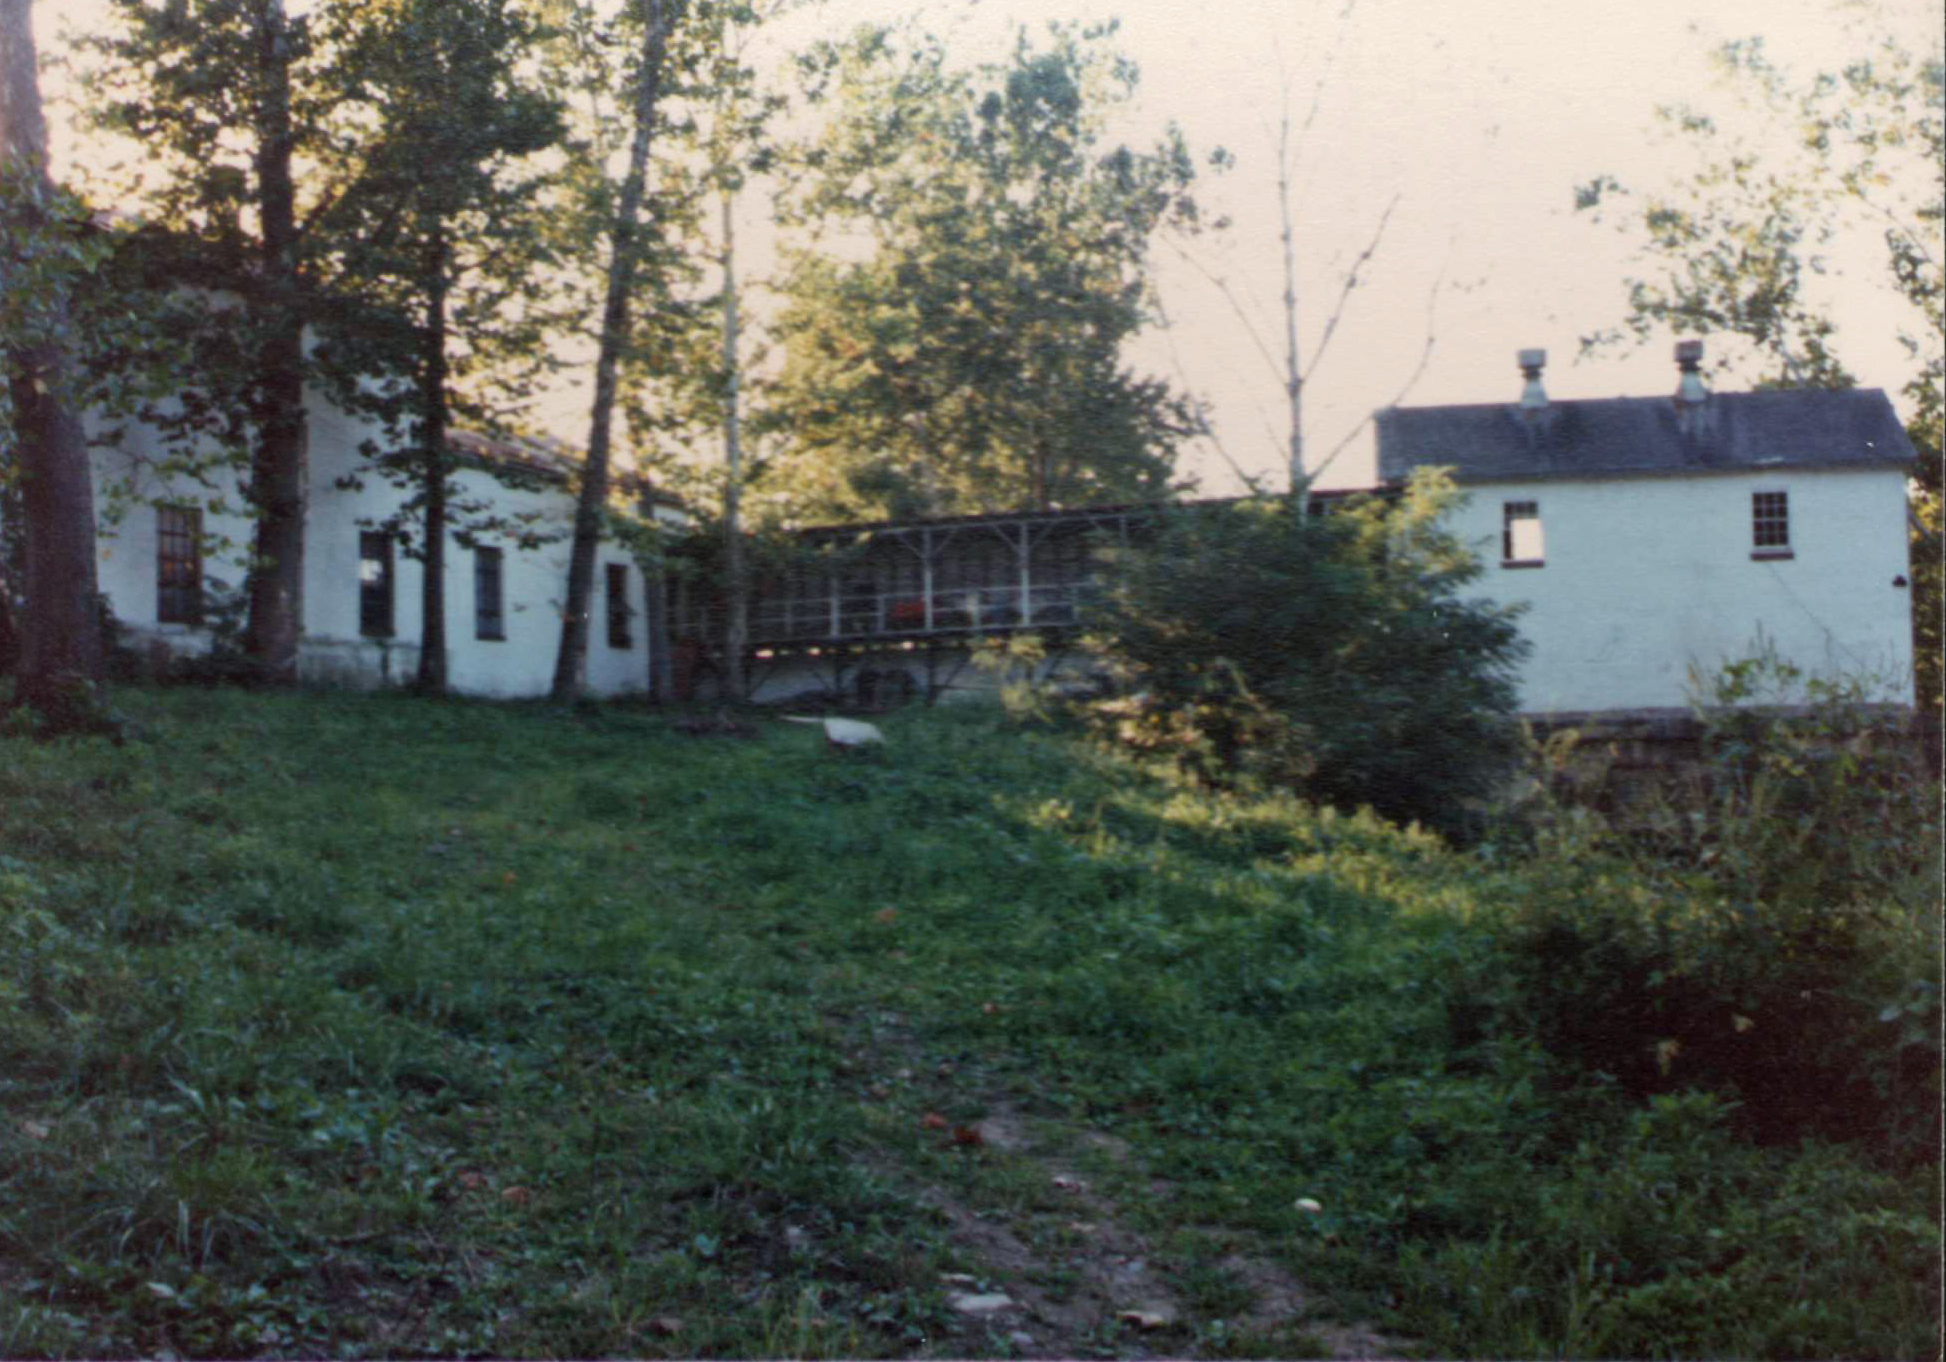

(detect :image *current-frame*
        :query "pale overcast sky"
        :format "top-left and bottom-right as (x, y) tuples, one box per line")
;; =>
(43, 0), (1945, 493)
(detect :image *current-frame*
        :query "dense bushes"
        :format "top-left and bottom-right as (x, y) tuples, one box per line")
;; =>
(1393, 1091), (1940, 1358)
(1082, 470), (1528, 839)
(1482, 653), (1942, 1166)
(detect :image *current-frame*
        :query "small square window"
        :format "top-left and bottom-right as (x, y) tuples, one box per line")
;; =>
(1752, 490), (1791, 558)
(1502, 501), (1544, 566)
(474, 547), (505, 641)
(156, 505), (203, 624)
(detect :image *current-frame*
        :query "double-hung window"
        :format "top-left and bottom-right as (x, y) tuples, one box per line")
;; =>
(474, 547), (505, 640)
(1751, 490), (1791, 559)
(156, 505), (203, 624)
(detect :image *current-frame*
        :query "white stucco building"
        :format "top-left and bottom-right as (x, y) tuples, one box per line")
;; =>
(87, 386), (674, 697)
(1375, 345), (1918, 715)
(62, 336), (1920, 716)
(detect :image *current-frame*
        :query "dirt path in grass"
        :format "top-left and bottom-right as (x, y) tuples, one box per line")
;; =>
(910, 1104), (1407, 1360)
(852, 1010), (1405, 1359)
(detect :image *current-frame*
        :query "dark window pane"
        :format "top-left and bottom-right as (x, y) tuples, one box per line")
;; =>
(606, 562), (631, 649)
(475, 547), (504, 640)
(1753, 491), (1790, 548)
(156, 505), (203, 624)
(359, 532), (394, 638)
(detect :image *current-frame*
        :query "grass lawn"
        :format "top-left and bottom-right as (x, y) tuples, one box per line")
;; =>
(1, 688), (1937, 1358)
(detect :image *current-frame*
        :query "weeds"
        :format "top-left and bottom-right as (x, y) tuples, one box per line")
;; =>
(1480, 651), (1942, 1165)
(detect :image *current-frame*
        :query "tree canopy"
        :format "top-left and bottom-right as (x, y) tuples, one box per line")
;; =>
(763, 22), (1199, 522)
(307, 0), (568, 694)
(545, 0), (689, 701)
(1576, 18), (1941, 706)
(79, 0), (346, 680)
(1084, 475), (1529, 840)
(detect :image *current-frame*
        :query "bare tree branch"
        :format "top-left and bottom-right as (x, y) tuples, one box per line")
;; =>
(1302, 192), (1398, 384)
(1311, 247), (1446, 483)
(1266, 0), (1359, 175)
(1278, 85), (1301, 485)
(1849, 182), (1940, 274)
(1289, 0), (1362, 206)
(1159, 234), (1281, 385)
(1148, 290), (1261, 492)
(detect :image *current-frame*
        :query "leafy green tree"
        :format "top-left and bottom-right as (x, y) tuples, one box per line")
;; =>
(765, 22), (1198, 521)
(1577, 23), (1942, 709)
(79, 0), (332, 684)
(310, 0), (565, 695)
(667, 0), (805, 700)
(1084, 472), (1529, 840)
(545, 0), (688, 702)
(566, 0), (806, 701)
(1, 0), (106, 723)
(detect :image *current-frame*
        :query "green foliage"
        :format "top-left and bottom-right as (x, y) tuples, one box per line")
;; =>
(1577, 21), (1943, 708)
(1480, 651), (1942, 1165)
(1577, 26), (1940, 391)
(81, 0), (324, 244)
(303, 0), (568, 692)
(0, 163), (108, 439)
(0, 164), (210, 493)
(75, 0), (344, 679)
(1083, 471), (1529, 840)
(1664, 647), (1935, 907)
(764, 21), (1198, 520)
(1394, 1093), (1940, 1359)
(969, 632), (1057, 722)
(0, 164), (266, 585)
(309, 0), (568, 435)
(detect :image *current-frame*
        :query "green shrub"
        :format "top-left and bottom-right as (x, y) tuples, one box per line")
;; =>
(1082, 470), (1529, 840)
(162, 577), (261, 687)
(1485, 653), (1943, 1165)
(1395, 1092), (1942, 1359)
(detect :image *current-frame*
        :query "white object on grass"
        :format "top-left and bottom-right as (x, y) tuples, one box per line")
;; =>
(782, 715), (885, 749)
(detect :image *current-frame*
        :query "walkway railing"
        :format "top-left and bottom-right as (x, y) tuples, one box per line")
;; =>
(747, 579), (1098, 647)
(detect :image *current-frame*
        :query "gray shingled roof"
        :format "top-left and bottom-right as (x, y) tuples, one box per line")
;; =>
(1376, 387), (1915, 484)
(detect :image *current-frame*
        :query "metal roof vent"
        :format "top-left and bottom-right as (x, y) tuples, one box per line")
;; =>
(1674, 339), (1711, 439)
(1674, 339), (1708, 404)
(1517, 348), (1548, 410)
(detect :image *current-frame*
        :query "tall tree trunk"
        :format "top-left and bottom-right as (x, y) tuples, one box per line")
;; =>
(414, 227), (450, 695)
(2, 0), (104, 717)
(550, 0), (675, 702)
(645, 559), (672, 700)
(1277, 100), (1304, 494)
(8, 354), (100, 708)
(720, 185), (749, 700)
(242, 0), (307, 685)
(0, 473), (22, 673)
